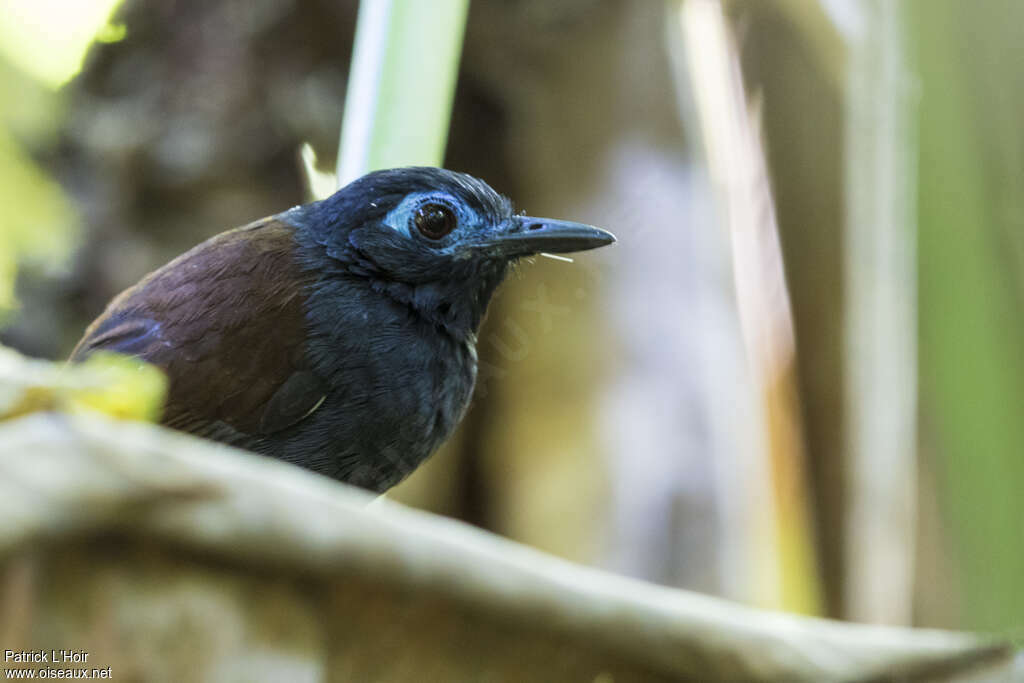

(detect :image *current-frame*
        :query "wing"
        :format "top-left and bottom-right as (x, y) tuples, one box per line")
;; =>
(71, 217), (327, 446)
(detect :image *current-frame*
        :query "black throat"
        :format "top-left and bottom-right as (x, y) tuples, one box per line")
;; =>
(285, 204), (509, 341)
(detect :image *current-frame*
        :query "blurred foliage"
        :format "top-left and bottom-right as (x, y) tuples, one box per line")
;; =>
(0, 345), (165, 422)
(0, 0), (125, 317)
(0, 59), (75, 318)
(909, 0), (1024, 635)
(731, 0), (847, 617)
(675, 0), (822, 615)
(0, 0), (124, 87)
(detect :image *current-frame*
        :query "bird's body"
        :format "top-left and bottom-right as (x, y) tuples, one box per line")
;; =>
(73, 167), (613, 492)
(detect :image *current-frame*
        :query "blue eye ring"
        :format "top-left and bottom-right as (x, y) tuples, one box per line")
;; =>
(413, 201), (458, 240)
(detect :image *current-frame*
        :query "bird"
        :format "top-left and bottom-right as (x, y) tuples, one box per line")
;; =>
(71, 167), (615, 492)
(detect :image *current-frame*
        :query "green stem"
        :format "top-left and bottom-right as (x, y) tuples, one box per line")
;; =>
(337, 0), (469, 186)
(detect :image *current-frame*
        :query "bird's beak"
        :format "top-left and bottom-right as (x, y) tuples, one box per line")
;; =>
(476, 216), (616, 258)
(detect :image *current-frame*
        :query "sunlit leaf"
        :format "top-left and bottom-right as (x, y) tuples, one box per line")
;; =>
(0, 0), (125, 87)
(0, 346), (166, 423)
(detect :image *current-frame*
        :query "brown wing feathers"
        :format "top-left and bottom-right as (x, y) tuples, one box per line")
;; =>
(72, 218), (321, 441)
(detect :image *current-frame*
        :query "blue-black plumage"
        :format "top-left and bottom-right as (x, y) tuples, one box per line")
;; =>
(72, 167), (615, 492)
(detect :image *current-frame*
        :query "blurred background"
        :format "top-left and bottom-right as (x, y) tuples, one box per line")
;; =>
(1, 0), (1022, 639)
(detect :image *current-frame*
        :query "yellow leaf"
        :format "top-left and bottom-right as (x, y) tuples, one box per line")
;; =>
(0, 346), (166, 423)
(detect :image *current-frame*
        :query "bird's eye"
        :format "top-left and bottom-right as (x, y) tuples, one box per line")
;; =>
(413, 203), (457, 240)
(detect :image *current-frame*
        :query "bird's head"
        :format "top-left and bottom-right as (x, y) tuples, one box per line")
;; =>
(284, 167), (615, 338)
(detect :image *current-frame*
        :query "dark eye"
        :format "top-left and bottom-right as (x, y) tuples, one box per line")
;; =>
(414, 203), (457, 240)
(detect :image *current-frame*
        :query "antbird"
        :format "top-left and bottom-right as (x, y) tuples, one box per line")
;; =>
(72, 167), (615, 492)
